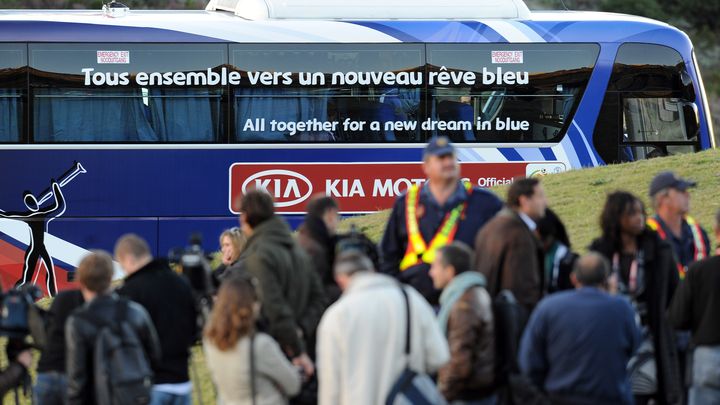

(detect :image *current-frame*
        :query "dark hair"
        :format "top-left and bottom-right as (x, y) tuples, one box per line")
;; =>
(573, 252), (610, 287)
(240, 190), (275, 228)
(437, 242), (474, 275)
(306, 195), (339, 219)
(334, 249), (374, 276)
(77, 250), (114, 293)
(599, 191), (645, 253)
(507, 177), (540, 208)
(536, 208), (571, 248)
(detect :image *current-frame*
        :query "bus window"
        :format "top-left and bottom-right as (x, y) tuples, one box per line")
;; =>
(0, 44), (26, 143)
(230, 44), (424, 143)
(426, 43), (599, 143)
(594, 43), (699, 163)
(29, 44), (226, 143)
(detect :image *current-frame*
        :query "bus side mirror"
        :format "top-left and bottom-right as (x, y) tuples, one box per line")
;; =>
(682, 102), (699, 139)
(680, 70), (696, 101)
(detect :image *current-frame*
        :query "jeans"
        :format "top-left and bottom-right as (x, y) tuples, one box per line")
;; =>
(689, 345), (720, 405)
(150, 388), (192, 405)
(450, 395), (497, 405)
(33, 372), (67, 405)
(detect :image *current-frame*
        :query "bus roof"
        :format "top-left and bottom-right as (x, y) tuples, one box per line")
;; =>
(205, 0), (532, 20)
(0, 9), (687, 47)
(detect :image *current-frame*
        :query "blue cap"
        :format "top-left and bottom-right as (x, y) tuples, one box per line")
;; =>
(649, 171), (697, 196)
(424, 136), (455, 157)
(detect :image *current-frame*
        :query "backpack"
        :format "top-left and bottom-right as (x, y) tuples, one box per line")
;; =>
(492, 290), (549, 405)
(79, 299), (153, 405)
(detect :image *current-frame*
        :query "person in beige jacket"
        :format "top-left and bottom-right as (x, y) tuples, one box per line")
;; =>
(317, 250), (450, 405)
(204, 276), (301, 405)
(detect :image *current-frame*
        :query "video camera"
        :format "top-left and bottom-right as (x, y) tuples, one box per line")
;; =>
(0, 285), (46, 349)
(169, 234), (214, 329)
(335, 224), (380, 269)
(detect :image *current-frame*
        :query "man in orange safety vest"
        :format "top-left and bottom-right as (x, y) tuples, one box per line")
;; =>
(379, 137), (502, 305)
(647, 171), (710, 280)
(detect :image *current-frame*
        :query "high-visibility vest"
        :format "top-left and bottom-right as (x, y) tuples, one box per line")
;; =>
(647, 215), (707, 279)
(399, 182), (472, 271)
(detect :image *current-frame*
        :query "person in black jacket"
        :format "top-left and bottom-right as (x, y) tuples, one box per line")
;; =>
(33, 289), (84, 405)
(115, 234), (198, 405)
(536, 208), (577, 294)
(589, 191), (681, 405)
(668, 208), (720, 405)
(0, 340), (32, 398)
(297, 195), (341, 303)
(66, 250), (161, 405)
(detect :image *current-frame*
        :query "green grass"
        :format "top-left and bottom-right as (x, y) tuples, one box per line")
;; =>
(3, 149), (718, 404)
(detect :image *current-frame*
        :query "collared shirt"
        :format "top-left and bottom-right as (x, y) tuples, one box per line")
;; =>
(652, 215), (710, 268)
(419, 179), (469, 211)
(518, 211), (537, 232)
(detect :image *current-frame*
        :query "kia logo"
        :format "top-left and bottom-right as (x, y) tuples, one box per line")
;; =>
(241, 169), (313, 208)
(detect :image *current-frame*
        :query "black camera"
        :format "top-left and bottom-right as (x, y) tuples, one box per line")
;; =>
(335, 224), (380, 269)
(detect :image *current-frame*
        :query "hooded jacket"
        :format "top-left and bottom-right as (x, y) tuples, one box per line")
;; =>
(240, 215), (327, 357)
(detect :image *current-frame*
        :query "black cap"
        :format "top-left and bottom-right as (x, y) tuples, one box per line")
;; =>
(424, 136), (455, 157)
(649, 171), (697, 196)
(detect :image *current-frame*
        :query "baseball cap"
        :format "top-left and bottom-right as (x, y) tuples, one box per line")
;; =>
(424, 136), (455, 157)
(649, 171), (697, 196)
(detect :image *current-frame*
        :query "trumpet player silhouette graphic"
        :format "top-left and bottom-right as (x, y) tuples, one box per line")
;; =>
(0, 162), (85, 297)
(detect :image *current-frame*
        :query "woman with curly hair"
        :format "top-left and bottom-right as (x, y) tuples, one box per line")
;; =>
(204, 276), (301, 405)
(589, 191), (682, 405)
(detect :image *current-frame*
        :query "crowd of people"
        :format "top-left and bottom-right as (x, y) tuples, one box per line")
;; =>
(0, 135), (717, 405)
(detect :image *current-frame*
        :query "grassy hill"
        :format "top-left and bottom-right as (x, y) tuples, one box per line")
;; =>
(341, 149), (720, 251)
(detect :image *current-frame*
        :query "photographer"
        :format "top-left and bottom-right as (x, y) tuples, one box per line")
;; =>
(0, 340), (32, 397)
(115, 234), (197, 405)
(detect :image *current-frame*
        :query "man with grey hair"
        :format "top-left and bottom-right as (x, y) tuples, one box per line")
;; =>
(519, 252), (641, 404)
(647, 171), (710, 278)
(317, 250), (449, 405)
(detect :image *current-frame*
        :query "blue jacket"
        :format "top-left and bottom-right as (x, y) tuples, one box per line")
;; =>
(519, 287), (641, 405)
(379, 180), (502, 304)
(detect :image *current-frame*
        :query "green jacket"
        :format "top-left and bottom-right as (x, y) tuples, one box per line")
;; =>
(241, 216), (327, 356)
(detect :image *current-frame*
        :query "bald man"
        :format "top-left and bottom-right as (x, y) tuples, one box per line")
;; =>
(519, 253), (641, 404)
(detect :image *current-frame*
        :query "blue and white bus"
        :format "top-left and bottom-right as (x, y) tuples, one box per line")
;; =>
(0, 0), (714, 292)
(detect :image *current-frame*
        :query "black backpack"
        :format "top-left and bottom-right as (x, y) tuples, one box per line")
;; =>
(491, 266), (549, 405)
(79, 299), (153, 405)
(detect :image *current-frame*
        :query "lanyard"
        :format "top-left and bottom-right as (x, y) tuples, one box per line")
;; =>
(613, 252), (638, 293)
